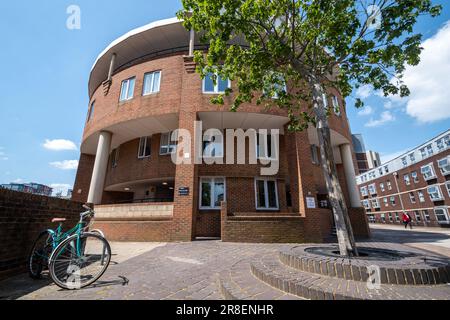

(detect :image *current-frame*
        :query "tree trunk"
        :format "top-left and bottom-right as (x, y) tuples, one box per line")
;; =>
(310, 81), (358, 257)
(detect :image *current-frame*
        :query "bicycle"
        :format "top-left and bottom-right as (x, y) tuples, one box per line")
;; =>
(28, 204), (111, 290)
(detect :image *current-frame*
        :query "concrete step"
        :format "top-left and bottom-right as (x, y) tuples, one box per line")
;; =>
(250, 252), (450, 300)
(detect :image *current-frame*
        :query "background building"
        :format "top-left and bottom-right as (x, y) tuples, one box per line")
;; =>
(0, 183), (53, 197)
(72, 17), (369, 243)
(352, 134), (381, 174)
(356, 129), (450, 227)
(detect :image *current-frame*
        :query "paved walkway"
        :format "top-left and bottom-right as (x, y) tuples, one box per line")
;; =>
(0, 225), (449, 300)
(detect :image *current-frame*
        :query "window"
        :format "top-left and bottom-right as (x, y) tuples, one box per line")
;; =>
(264, 73), (287, 99)
(368, 183), (377, 195)
(200, 177), (225, 210)
(384, 166), (389, 174)
(138, 137), (151, 158)
(203, 72), (230, 94)
(386, 180), (392, 190)
(255, 178), (279, 210)
(390, 196), (396, 205)
(120, 77), (135, 101)
(143, 71), (161, 95)
(438, 156), (450, 176)
(368, 171), (376, 179)
(427, 185), (443, 201)
(445, 135), (450, 148)
(426, 144), (434, 156)
(256, 133), (276, 160)
(160, 132), (177, 155)
(403, 174), (410, 186)
(380, 183), (385, 192)
(311, 145), (320, 165)
(111, 148), (119, 168)
(381, 214), (386, 222)
(415, 211), (422, 222)
(421, 163), (436, 180)
(436, 138), (445, 151)
(409, 153), (416, 163)
(423, 210), (430, 222)
(388, 213), (393, 222)
(87, 101), (95, 122)
(411, 171), (419, 183)
(371, 198), (380, 209)
(409, 192), (416, 204)
(378, 168), (383, 175)
(401, 157), (408, 167)
(395, 212), (400, 222)
(420, 147), (427, 158)
(360, 186), (368, 197)
(445, 182), (450, 197)
(434, 207), (450, 224)
(383, 197), (388, 207)
(332, 95), (341, 116)
(362, 199), (371, 210)
(418, 190), (426, 203)
(203, 133), (224, 158)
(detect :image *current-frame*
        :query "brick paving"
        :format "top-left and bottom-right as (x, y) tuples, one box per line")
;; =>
(0, 225), (449, 300)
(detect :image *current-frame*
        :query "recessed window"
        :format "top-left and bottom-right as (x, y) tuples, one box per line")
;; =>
(383, 197), (388, 207)
(111, 147), (119, 168)
(381, 213), (386, 222)
(423, 210), (430, 222)
(411, 171), (419, 183)
(362, 199), (371, 210)
(434, 207), (450, 224)
(200, 177), (225, 210)
(390, 196), (396, 205)
(360, 186), (368, 197)
(203, 72), (230, 94)
(87, 101), (95, 122)
(421, 163), (436, 181)
(386, 180), (392, 190)
(311, 145), (320, 165)
(120, 77), (135, 101)
(427, 185), (443, 201)
(409, 192), (416, 203)
(143, 71), (161, 95)
(401, 157), (408, 167)
(418, 190), (426, 203)
(445, 182), (450, 198)
(368, 171), (376, 179)
(332, 95), (341, 116)
(409, 153), (416, 163)
(378, 168), (383, 176)
(438, 156), (450, 176)
(263, 73), (287, 99)
(371, 198), (380, 209)
(388, 213), (393, 222)
(436, 138), (445, 151)
(395, 212), (400, 222)
(380, 182), (385, 192)
(203, 132), (224, 158)
(160, 132), (177, 155)
(368, 183), (377, 195)
(384, 166), (389, 174)
(403, 174), (410, 185)
(256, 132), (277, 160)
(138, 136), (151, 159)
(415, 211), (422, 222)
(255, 178), (279, 210)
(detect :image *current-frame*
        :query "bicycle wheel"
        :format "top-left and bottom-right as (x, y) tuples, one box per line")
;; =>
(28, 231), (53, 279)
(48, 232), (111, 290)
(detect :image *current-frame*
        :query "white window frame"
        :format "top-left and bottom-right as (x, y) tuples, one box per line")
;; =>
(437, 156), (450, 176)
(142, 71), (161, 96)
(409, 192), (416, 204)
(371, 198), (380, 209)
(403, 174), (411, 185)
(401, 157), (408, 167)
(427, 185), (444, 201)
(445, 182), (450, 198)
(411, 171), (419, 183)
(384, 166), (389, 174)
(360, 186), (368, 197)
(388, 213), (393, 222)
(409, 153), (416, 163)
(421, 163), (437, 181)
(390, 196), (396, 205)
(160, 131), (178, 155)
(380, 183), (385, 192)
(415, 211), (422, 222)
(434, 207), (450, 224)
(254, 178), (279, 211)
(138, 136), (152, 159)
(202, 72), (231, 94)
(120, 77), (135, 101)
(331, 95), (341, 116)
(418, 190), (426, 203)
(436, 138), (445, 151)
(383, 197), (389, 207)
(387, 180), (392, 190)
(256, 132), (277, 161)
(199, 177), (226, 210)
(423, 210), (431, 222)
(395, 212), (400, 222)
(362, 199), (371, 210)
(368, 183), (377, 195)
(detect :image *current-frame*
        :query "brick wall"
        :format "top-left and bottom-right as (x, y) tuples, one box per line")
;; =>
(72, 153), (95, 203)
(0, 189), (84, 280)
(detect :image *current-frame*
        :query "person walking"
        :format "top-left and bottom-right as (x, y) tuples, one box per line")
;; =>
(402, 212), (412, 229)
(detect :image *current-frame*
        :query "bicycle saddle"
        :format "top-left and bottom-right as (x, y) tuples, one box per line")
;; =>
(52, 218), (67, 223)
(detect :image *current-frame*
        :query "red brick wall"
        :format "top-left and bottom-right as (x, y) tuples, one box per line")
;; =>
(0, 189), (84, 280)
(72, 153), (95, 203)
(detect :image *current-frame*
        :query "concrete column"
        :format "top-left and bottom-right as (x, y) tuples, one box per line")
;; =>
(189, 29), (195, 56)
(87, 131), (112, 205)
(340, 143), (361, 208)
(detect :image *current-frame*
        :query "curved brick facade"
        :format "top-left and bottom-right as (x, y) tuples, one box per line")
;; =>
(72, 18), (369, 242)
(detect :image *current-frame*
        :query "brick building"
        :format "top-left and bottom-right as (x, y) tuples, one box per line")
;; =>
(352, 134), (381, 174)
(72, 17), (369, 242)
(356, 130), (450, 227)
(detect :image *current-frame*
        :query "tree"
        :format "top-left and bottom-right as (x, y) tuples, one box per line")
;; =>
(177, 0), (441, 256)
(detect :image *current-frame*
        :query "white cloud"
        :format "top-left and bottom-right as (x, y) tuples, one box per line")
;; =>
(356, 85), (373, 99)
(357, 105), (374, 116)
(0, 150), (8, 160)
(365, 111), (395, 127)
(401, 21), (450, 123)
(380, 149), (410, 164)
(13, 178), (24, 183)
(50, 160), (79, 170)
(43, 139), (77, 151)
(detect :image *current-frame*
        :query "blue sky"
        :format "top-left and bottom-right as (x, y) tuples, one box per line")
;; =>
(0, 1), (449, 195)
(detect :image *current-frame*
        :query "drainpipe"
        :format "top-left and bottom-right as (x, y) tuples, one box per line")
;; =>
(107, 53), (117, 81)
(393, 172), (405, 212)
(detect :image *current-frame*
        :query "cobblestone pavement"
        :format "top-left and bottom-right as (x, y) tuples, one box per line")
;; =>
(0, 226), (449, 300)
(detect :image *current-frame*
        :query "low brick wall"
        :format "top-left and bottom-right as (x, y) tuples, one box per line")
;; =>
(0, 189), (84, 280)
